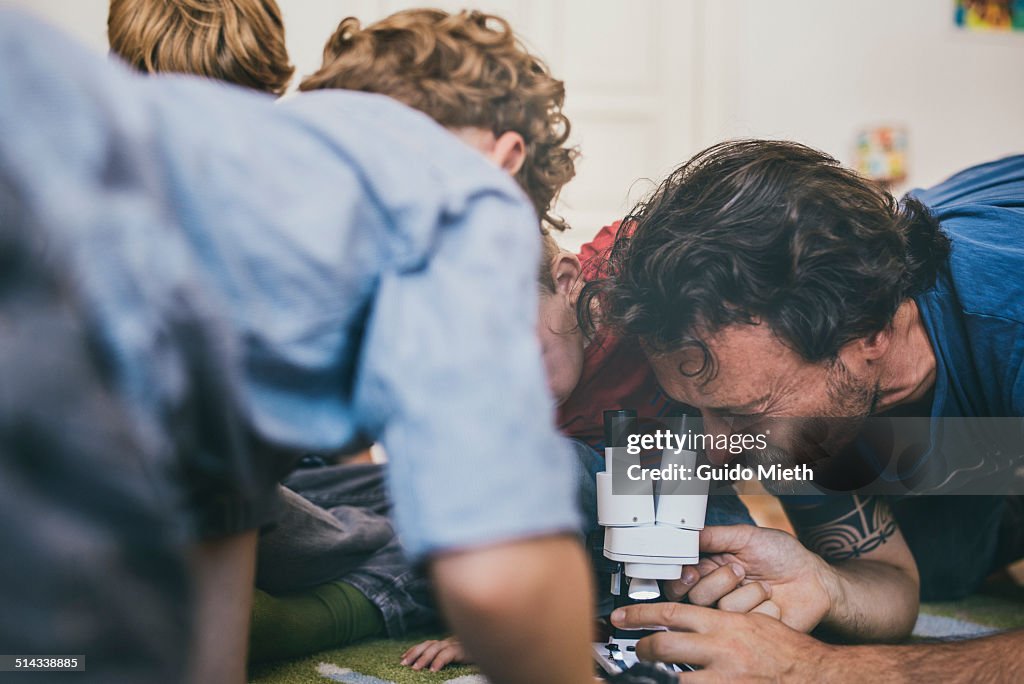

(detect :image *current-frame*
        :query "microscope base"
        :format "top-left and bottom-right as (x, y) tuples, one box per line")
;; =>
(592, 638), (693, 676)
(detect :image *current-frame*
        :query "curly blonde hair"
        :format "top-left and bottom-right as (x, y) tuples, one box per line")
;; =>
(300, 9), (577, 233)
(108, 0), (294, 97)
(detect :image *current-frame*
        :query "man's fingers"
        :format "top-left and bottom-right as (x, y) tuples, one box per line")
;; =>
(698, 524), (756, 555)
(687, 563), (745, 607)
(663, 565), (702, 601)
(696, 558), (721, 577)
(751, 599), (781, 619)
(716, 580), (771, 614)
(634, 630), (717, 667)
(610, 602), (719, 633)
(678, 670), (728, 684)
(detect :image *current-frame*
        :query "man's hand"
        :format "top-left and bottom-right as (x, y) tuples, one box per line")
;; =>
(611, 602), (831, 682)
(401, 636), (468, 672)
(663, 525), (836, 632)
(613, 602), (1024, 684)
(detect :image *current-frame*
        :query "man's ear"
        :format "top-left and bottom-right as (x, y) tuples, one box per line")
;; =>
(841, 326), (892, 369)
(491, 131), (526, 175)
(550, 251), (582, 297)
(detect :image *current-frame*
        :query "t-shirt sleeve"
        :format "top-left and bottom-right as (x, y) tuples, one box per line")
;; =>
(578, 221), (624, 280)
(354, 190), (582, 560)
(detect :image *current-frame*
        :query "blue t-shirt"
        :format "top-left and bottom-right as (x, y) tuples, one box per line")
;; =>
(0, 10), (580, 558)
(783, 158), (1024, 569)
(912, 155), (1024, 419)
(787, 156), (1024, 504)
(898, 156), (1024, 492)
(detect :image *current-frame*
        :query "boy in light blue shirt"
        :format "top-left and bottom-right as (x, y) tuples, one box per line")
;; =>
(0, 10), (594, 684)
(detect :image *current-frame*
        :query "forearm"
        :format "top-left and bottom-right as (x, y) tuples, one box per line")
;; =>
(822, 558), (919, 641)
(429, 534), (594, 684)
(813, 630), (1024, 684)
(788, 495), (919, 641)
(188, 530), (258, 684)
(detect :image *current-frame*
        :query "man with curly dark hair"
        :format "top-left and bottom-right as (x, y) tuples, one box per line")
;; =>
(582, 140), (1024, 681)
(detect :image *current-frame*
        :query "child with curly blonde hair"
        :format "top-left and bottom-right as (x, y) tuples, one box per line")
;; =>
(300, 8), (576, 234)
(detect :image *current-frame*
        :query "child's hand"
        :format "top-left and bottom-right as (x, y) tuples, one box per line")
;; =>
(400, 636), (468, 671)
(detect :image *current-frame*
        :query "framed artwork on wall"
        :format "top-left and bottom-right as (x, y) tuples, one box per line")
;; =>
(854, 125), (908, 189)
(955, 0), (1024, 31)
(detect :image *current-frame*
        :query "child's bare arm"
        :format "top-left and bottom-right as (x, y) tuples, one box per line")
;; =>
(430, 536), (595, 684)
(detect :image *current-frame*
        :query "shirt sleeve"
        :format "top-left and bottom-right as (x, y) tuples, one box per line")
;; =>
(578, 221), (622, 280)
(354, 189), (583, 560)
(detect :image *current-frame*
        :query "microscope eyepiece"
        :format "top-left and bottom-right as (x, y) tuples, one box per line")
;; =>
(603, 409), (638, 448)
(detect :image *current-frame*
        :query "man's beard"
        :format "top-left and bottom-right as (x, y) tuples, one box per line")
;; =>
(744, 359), (880, 494)
(825, 356), (880, 417)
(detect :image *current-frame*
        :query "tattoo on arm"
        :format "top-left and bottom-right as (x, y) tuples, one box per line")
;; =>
(786, 495), (897, 563)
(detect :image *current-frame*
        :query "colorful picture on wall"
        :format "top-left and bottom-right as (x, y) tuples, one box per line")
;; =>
(955, 0), (1024, 31)
(854, 126), (908, 188)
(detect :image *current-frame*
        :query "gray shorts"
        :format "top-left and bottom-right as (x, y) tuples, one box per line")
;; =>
(258, 464), (438, 636)
(257, 442), (756, 633)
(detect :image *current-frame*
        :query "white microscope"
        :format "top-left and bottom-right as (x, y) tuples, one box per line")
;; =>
(593, 409), (708, 676)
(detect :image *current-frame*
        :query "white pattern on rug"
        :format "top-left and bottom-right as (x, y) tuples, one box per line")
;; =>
(912, 614), (1000, 639)
(315, 662), (489, 684)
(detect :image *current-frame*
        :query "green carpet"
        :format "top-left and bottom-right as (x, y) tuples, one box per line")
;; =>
(249, 634), (481, 684)
(250, 587), (1024, 684)
(915, 583), (1024, 633)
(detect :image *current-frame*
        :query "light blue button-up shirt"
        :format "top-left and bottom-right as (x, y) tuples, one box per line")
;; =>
(0, 10), (580, 559)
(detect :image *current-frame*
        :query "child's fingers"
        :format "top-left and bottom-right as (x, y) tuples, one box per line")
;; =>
(400, 641), (427, 663)
(400, 640), (436, 666)
(428, 644), (461, 672)
(412, 641), (449, 671)
(401, 636), (464, 670)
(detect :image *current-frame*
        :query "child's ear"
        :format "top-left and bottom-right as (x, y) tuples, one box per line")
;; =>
(492, 131), (526, 175)
(551, 252), (582, 296)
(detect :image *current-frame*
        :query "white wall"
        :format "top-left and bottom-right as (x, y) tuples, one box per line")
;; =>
(698, 0), (1024, 193)
(5, 0), (1024, 249)
(275, 0), (699, 250)
(2, 0), (110, 51)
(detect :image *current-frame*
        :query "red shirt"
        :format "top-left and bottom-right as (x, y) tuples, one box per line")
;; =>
(557, 223), (684, 449)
